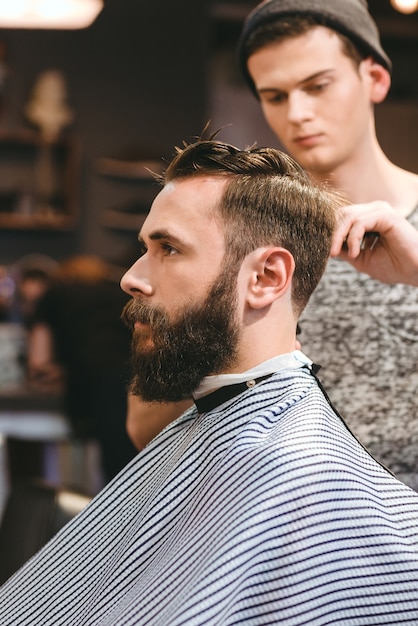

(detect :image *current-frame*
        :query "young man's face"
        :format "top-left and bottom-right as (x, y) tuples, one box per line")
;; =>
(120, 176), (241, 402)
(247, 26), (374, 177)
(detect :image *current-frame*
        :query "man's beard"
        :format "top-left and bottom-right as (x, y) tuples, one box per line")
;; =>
(121, 268), (240, 403)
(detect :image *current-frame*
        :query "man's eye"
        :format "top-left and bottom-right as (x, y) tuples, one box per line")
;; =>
(261, 93), (286, 105)
(138, 242), (147, 256)
(270, 94), (286, 104)
(307, 81), (329, 94)
(161, 242), (178, 256)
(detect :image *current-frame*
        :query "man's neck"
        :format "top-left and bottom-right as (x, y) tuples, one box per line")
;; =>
(310, 146), (418, 218)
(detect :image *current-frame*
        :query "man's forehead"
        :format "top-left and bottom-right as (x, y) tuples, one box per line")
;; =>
(140, 176), (227, 240)
(150, 176), (226, 217)
(163, 176), (226, 194)
(249, 27), (356, 92)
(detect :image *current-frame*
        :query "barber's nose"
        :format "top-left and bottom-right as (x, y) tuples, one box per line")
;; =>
(120, 256), (153, 297)
(287, 91), (313, 124)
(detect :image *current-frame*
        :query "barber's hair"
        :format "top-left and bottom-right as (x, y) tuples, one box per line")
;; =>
(163, 139), (340, 315)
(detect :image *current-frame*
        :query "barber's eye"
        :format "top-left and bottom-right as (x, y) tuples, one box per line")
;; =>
(266, 93), (285, 104)
(309, 81), (328, 93)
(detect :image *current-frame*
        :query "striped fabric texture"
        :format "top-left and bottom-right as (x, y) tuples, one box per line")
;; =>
(1, 365), (418, 625)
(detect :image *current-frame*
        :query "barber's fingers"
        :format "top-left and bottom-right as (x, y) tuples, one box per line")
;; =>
(331, 201), (394, 258)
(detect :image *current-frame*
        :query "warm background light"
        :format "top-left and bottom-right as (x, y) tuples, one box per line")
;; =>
(390, 0), (418, 14)
(0, 0), (104, 29)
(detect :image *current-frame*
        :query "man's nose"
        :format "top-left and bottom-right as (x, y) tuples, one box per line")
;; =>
(287, 91), (313, 124)
(120, 256), (153, 297)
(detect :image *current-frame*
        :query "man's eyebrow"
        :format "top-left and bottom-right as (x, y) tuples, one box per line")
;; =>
(139, 229), (185, 247)
(299, 68), (335, 84)
(258, 69), (335, 94)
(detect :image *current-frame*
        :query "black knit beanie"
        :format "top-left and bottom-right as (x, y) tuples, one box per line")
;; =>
(238, 0), (391, 94)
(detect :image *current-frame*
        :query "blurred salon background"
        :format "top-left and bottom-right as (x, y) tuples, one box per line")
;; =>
(0, 0), (416, 579)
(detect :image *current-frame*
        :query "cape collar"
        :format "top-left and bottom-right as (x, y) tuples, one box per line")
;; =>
(192, 351), (312, 414)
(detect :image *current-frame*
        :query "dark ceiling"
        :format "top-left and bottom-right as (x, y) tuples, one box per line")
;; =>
(209, 0), (418, 39)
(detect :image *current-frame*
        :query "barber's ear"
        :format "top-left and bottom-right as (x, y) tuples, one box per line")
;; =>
(246, 247), (295, 310)
(361, 58), (391, 104)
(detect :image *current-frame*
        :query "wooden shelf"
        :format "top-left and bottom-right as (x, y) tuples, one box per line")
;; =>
(101, 210), (147, 232)
(0, 129), (81, 231)
(0, 212), (76, 230)
(95, 157), (164, 181)
(96, 155), (163, 232)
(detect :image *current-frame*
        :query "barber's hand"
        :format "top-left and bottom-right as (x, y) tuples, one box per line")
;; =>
(331, 201), (418, 287)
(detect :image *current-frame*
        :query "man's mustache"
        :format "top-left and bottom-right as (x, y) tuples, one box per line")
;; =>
(121, 298), (165, 331)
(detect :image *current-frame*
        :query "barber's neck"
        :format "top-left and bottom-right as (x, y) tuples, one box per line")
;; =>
(309, 141), (418, 217)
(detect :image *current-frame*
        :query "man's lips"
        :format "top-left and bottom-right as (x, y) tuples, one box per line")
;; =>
(134, 321), (149, 330)
(294, 133), (322, 148)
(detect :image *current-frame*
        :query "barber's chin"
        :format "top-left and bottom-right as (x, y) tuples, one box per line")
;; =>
(297, 150), (335, 177)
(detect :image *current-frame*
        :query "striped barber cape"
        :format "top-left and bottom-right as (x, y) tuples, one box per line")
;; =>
(1, 365), (418, 625)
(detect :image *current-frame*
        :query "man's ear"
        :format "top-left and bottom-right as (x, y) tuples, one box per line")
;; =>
(246, 247), (295, 310)
(361, 58), (391, 104)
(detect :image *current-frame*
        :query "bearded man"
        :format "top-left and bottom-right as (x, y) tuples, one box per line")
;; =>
(1, 139), (418, 625)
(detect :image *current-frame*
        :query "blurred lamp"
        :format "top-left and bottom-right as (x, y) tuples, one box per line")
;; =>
(390, 0), (418, 13)
(0, 0), (104, 29)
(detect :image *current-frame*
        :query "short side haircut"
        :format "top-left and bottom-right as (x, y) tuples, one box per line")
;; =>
(163, 139), (340, 315)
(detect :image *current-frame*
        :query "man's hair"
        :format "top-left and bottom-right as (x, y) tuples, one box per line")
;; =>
(163, 139), (340, 315)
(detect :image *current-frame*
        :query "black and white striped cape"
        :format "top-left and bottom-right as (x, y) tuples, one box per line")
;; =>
(1, 364), (418, 625)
